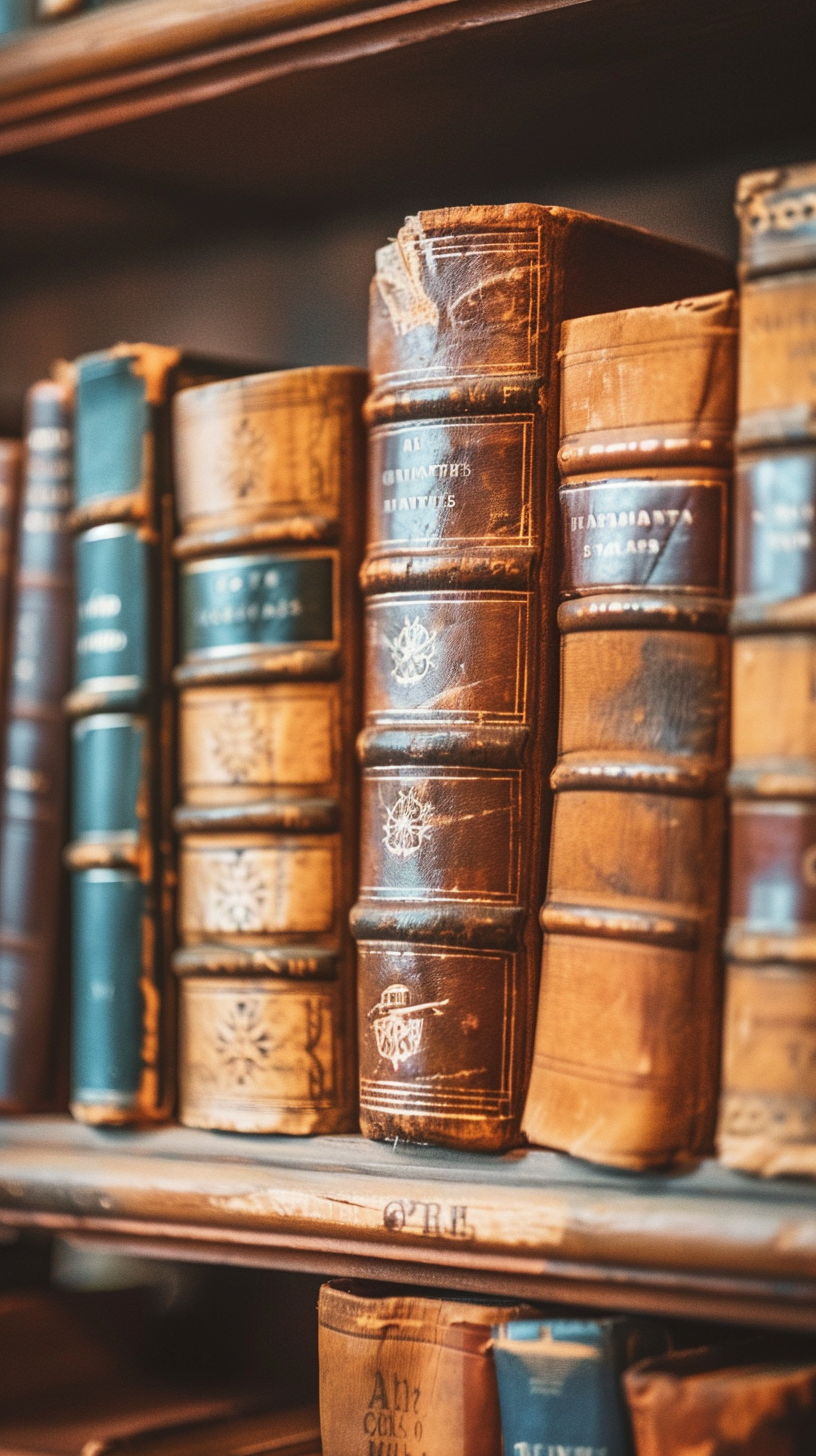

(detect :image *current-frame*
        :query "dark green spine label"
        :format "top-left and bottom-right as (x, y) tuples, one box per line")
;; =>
(180, 551), (335, 660)
(71, 868), (147, 1106)
(75, 525), (151, 697)
(75, 353), (147, 507)
(71, 714), (147, 840)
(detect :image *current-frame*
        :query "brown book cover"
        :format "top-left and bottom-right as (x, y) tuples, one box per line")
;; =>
(171, 365), (366, 1134)
(351, 203), (733, 1151)
(0, 382), (70, 1111)
(624, 1341), (816, 1455)
(522, 290), (737, 1169)
(318, 1280), (535, 1456)
(719, 162), (816, 1176)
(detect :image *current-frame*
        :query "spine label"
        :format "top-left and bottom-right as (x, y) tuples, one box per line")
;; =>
(368, 417), (536, 547)
(360, 768), (520, 900)
(179, 836), (338, 937)
(365, 592), (530, 721)
(561, 480), (726, 591)
(75, 525), (150, 693)
(735, 450), (816, 599)
(180, 551), (335, 659)
(358, 943), (515, 1119)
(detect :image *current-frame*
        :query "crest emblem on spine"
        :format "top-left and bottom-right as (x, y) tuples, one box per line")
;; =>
(383, 784), (433, 858)
(387, 615), (437, 684)
(369, 983), (449, 1070)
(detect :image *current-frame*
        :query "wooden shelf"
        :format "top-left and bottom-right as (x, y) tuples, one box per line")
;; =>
(0, 1117), (814, 1330)
(0, 0), (813, 231)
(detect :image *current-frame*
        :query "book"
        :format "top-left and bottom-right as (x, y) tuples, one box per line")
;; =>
(318, 1280), (535, 1456)
(719, 162), (816, 1177)
(170, 365), (366, 1133)
(623, 1341), (816, 1454)
(351, 204), (733, 1151)
(65, 345), (255, 1125)
(0, 382), (71, 1111)
(0, 438), (22, 706)
(492, 1318), (668, 1456)
(522, 291), (738, 1169)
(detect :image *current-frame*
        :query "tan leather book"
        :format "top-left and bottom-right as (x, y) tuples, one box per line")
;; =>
(719, 162), (816, 1177)
(624, 1342), (816, 1454)
(352, 203), (733, 1151)
(523, 291), (737, 1169)
(171, 365), (366, 1134)
(318, 1280), (535, 1456)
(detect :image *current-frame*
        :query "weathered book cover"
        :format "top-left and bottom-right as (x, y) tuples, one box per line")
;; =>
(624, 1341), (816, 1454)
(171, 365), (366, 1133)
(523, 291), (737, 1169)
(0, 383), (70, 1111)
(719, 163), (816, 1176)
(66, 345), (256, 1125)
(492, 1318), (668, 1456)
(318, 1281), (536, 1456)
(352, 203), (733, 1151)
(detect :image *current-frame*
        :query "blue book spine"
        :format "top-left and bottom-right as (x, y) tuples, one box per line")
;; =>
(491, 1320), (667, 1456)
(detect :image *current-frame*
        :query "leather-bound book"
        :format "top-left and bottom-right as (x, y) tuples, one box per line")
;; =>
(0, 438), (22, 704)
(171, 366), (365, 1133)
(492, 1318), (668, 1456)
(65, 345), (256, 1125)
(624, 1342), (816, 1455)
(0, 382), (70, 1111)
(352, 203), (732, 1152)
(523, 292), (737, 1168)
(318, 1280), (536, 1456)
(719, 162), (816, 1176)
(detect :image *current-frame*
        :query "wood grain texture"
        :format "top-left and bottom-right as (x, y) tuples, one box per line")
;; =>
(0, 1119), (814, 1329)
(524, 291), (737, 1170)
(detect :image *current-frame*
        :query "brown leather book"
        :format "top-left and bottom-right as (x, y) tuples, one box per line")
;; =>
(624, 1341), (816, 1454)
(522, 291), (738, 1169)
(318, 1280), (535, 1456)
(171, 365), (366, 1133)
(0, 438), (22, 710)
(0, 382), (70, 1112)
(719, 163), (816, 1177)
(351, 203), (733, 1151)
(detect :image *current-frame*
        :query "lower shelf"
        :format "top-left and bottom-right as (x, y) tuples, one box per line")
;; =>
(0, 1116), (813, 1329)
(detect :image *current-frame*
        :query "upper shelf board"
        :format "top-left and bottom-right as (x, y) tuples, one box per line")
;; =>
(0, 1117), (814, 1330)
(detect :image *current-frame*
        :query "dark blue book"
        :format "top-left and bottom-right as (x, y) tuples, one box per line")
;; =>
(492, 1318), (668, 1456)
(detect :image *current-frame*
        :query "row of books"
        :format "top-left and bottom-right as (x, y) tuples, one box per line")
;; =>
(0, 162), (814, 1179)
(3, 1281), (815, 1456)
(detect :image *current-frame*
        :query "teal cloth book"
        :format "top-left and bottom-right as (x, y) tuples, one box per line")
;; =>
(491, 1319), (668, 1456)
(66, 345), (263, 1125)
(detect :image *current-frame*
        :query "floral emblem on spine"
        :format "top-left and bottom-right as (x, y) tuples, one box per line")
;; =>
(387, 616), (437, 685)
(209, 851), (268, 931)
(215, 999), (272, 1085)
(209, 700), (267, 783)
(382, 784), (433, 859)
(369, 983), (448, 1070)
(222, 414), (267, 500)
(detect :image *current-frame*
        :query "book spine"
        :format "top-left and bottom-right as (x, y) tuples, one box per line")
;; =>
(523, 295), (736, 1169)
(351, 214), (554, 1152)
(171, 367), (365, 1134)
(719, 168), (816, 1176)
(66, 348), (174, 1124)
(0, 382), (71, 1110)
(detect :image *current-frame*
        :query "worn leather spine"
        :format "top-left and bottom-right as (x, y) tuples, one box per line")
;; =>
(523, 291), (737, 1169)
(624, 1342), (816, 1455)
(318, 1280), (536, 1456)
(492, 1318), (667, 1456)
(0, 386), (69, 1110)
(352, 204), (732, 1152)
(66, 345), (245, 1125)
(719, 164), (816, 1176)
(0, 439), (21, 717)
(171, 366), (366, 1134)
